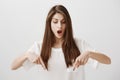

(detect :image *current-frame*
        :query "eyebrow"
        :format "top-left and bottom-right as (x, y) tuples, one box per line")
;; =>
(52, 18), (65, 21)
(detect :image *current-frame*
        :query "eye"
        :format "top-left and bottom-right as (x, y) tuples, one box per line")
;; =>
(53, 21), (58, 23)
(62, 20), (66, 24)
(52, 19), (58, 24)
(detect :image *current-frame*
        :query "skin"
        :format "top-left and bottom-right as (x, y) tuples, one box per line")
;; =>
(51, 13), (66, 39)
(11, 52), (46, 70)
(51, 13), (66, 48)
(11, 13), (111, 70)
(73, 51), (111, 70)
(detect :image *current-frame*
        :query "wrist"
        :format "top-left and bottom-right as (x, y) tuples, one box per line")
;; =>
(24, 53), (29, 60)
(88, 51), (93, 58)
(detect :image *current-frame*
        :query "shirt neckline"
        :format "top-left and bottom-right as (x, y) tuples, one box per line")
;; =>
(52, 47), (62, 51)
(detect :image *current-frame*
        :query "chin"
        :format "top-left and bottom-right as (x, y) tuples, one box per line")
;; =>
(56, 37), (62, 39)
(56, 36), (63, 39)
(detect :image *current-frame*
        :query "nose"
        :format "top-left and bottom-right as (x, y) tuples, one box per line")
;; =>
(58, 22), (62, 28)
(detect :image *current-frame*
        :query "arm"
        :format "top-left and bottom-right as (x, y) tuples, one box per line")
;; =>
(11, 52), (38, 70)
(11, 52), (46, 70)
(11, 53), (28, 70)
(88, 51), (111, 64)
(73, 51), (111, 70)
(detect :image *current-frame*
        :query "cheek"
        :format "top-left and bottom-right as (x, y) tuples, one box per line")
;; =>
(51, 23), (57, 33)
(62, 25), (66, 31)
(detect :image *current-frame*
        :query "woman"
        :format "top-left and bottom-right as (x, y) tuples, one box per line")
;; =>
(11, 5), (111, 80)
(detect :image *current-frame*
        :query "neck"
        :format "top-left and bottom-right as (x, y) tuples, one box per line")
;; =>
(53, 37), (64, 48)
(56, 38), (63, 43)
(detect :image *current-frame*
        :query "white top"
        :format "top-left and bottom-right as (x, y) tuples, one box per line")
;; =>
(23, 38), (99, 80)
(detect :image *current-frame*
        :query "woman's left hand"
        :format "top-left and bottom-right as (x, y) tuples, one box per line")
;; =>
(73, 51), (90, 70)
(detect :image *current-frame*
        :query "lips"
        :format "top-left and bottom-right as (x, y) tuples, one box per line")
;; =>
(57, 30), (62, 34)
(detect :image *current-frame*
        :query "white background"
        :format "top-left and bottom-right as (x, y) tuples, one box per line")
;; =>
(0, 0), (120, 80)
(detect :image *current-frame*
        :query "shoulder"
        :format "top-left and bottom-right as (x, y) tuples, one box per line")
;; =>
(27, 40), (43, 53)
(34, 40), (43, 47)
(34, 40), (43, 51)
(74, 37), (91, 52)
(74, 38), (96, 53)
(74, 37), (86, 45)
(74, 37), (84, 49)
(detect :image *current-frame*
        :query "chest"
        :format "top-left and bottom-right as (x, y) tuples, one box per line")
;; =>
(48, 49), (67, 70)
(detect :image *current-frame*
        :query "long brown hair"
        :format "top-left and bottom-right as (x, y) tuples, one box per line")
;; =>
(40, 5), (81, 70)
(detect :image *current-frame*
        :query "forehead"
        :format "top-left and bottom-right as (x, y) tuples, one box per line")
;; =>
(52, 13), (65, 20)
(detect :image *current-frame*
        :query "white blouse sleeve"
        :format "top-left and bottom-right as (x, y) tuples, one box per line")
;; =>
(22, 41), (40, 70)
(81, 40), (99, 69)
(75, 38), (99, 69)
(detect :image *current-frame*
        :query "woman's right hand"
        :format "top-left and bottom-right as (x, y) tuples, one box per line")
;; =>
(26, 52), (46, 69)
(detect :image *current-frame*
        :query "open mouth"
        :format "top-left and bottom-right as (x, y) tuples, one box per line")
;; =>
(57, 30), (62, 34)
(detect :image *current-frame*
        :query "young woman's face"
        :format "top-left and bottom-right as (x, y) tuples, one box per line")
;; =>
(51, 13), (66, 39)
